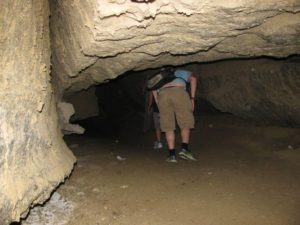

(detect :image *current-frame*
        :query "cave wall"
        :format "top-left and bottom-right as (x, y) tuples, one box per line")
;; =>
(50, 0), (300, 94)
(50, 0), (299, 125)
(0, 1), (298, 222)
(199, 58), (300, 125)
(0, 0), (76, 223)
(64, 87), (99, 122)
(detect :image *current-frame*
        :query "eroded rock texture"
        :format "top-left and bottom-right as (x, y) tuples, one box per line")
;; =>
(50, 0), (300, 93)
(1, 1), (300, 223)
(199, 58), (300, 126)
(64, 87), (99, 122)
(0, 1), (76, 223)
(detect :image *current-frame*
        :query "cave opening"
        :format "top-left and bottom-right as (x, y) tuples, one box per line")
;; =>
(15, 57), (300, 225)
(64, 62), (224, 141)
(65, 55), (300, 141)
(2, 0), (300, 223)
(5, 47), (300, 225)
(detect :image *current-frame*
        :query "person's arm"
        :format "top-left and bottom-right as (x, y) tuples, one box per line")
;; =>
(152, 90), (158, 105)
(189, 73), (197, 111)
(148, 91), (153, 112)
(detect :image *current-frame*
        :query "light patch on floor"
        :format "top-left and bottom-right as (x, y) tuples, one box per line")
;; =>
(23, 192), (75, 225)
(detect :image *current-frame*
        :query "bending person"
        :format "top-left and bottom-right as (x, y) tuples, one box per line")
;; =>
(152, 67), (197, 163)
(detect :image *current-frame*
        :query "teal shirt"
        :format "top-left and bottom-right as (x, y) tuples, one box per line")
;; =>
(174, 69), (192, 86)
(157, 69), (191, 93)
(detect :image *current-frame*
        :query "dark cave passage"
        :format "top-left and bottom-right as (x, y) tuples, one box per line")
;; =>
(65, 56), (300, 142)
(66, 64), (223, 141)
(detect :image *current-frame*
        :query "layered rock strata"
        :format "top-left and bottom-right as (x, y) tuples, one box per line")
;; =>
(50, 0), (300, 93)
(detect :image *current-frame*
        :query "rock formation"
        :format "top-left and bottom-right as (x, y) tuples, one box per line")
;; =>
(198, 58), (300, 125)
(50, 0), (300, 93)
(0, 1), (75, 223)
(0, 0), (299, 223)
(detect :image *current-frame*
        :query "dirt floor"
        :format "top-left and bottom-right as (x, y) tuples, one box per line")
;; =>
(20, 114), (300, 225)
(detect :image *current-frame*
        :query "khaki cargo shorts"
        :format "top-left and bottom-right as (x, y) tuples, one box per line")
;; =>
(157, 87), (194, 132)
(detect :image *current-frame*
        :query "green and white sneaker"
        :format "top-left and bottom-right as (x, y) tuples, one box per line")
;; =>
(166, 155), (177, 163)
(178, 149), (197, 161)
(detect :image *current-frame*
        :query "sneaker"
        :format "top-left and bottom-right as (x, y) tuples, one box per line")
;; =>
(154, 141), (163, 149)
(166, 155), (177, 163)
(178, 149), (197, 161)
(157, 142), (163, 149)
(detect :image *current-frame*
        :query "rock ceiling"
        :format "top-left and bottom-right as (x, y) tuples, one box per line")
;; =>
(50, 0), (300, 93)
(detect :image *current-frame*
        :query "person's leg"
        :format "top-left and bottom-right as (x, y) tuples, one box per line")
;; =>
(153, 112), (163, 149)
(166, 130), (175, 150)
(180, 127), (191, 153)
(153, 128), (163, 149)
(181, 128), (190, 144)
(173, 89), (196, 160)
(155, 128), (161, 142)
(179, 127), (196, 160)
(157, 88), (176, 162)
(178, 128), (196, 160)
(165, 130), (177, 162)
